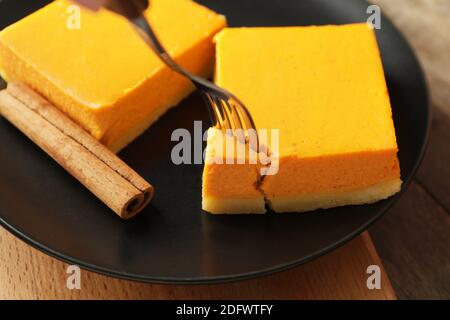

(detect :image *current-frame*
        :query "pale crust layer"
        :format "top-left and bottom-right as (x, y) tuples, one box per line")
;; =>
(202, 179), (401, 214)
(268, 179), (402, 213)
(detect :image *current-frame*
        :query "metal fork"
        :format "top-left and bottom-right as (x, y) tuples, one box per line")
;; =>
(77, 0), (258, 147)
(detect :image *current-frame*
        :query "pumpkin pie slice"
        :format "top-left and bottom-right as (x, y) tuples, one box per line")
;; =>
(203, 24), (402, 214)
(0, 0), (226, 152)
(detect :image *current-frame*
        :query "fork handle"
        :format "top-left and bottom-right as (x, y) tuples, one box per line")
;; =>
(74, 0), (149, 18)
(131, 16), (191, 77)
(136, 15), (229, 93)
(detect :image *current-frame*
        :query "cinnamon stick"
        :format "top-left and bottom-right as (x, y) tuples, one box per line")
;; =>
(0, 82), (153, 219)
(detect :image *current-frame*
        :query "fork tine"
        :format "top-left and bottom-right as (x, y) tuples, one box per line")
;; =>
(233, 101), (259, 151)
(223, 99), (246, 144)
(219, 98), (237, 132)
(213, 96), (231, 130)
(236, 103), (257, 134)
(205, 93), (225, 129)
(223, 99), (241, 129)
(200, 92), (218, 126)
(200, 91), (219, 126)
(232, 102), (251, 134)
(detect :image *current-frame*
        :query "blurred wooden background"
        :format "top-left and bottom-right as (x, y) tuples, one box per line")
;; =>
(369, 0), (450, 299)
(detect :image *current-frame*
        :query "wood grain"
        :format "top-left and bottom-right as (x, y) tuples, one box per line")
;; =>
(370, 181), (450, 299)
(0, 228), (395, 300)
(370, 107), (450, 299)
(367, 0), (450, 300)
(416, 107), (450, 212)
(371, 0), (450, 113)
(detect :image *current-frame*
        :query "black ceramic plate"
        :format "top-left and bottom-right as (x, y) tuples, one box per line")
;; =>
(0, 0), (429, 284)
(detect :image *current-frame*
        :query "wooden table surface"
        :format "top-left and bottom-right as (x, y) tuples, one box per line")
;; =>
(0, 0), (449, 300)
(0, 230), (396, 300)
(369, 0), (450, 300)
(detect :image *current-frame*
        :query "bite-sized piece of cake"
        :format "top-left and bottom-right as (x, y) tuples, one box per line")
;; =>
(203, 24), (402, 214)
(202, 128), (267, 214)
(0, 0), (226, 152)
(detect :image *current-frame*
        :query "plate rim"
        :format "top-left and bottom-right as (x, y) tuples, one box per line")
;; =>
(0, 0), (431, 284)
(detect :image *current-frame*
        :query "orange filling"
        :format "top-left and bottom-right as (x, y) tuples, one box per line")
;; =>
(0, 0), (226, 152)
(203, 24), (401, 213)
